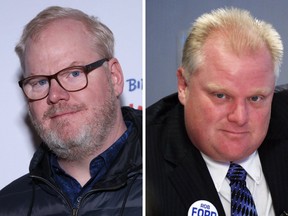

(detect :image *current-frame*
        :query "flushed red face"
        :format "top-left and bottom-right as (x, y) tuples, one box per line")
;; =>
(24, 19), (125, 160)
(178, 37), (276, 162)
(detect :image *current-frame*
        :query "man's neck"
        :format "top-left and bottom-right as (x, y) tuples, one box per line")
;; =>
(58, 154), (95, 187)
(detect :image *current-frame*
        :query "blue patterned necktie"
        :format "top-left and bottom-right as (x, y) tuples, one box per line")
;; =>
(226, 163), (258, 216)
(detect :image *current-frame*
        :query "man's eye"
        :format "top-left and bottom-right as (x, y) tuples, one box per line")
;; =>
(38, 79), (48, 86)
(215, 93), (226, 99)
(70, 71), (81, 77)
(250, 96), (262, 102)
(29, 78), (48, 87)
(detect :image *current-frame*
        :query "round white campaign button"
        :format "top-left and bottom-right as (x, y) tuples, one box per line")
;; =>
(187, 200), (218, 216)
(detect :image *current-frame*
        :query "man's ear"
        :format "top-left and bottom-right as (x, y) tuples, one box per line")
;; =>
(108, 58), (124, 97)
(177, 67), (188, 105)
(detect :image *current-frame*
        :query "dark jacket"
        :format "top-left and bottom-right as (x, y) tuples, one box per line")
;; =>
(146, 90), (288, 216)
(0, 107), (142, 216)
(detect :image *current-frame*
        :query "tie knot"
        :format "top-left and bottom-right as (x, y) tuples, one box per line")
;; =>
(226, 163), (247, 182)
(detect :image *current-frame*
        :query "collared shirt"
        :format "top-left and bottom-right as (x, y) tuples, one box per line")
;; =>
(202, 151), (275, 216)
(50, 121), (133, 208)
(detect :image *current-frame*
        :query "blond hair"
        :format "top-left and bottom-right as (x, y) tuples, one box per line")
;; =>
(182, 7), (283, 80)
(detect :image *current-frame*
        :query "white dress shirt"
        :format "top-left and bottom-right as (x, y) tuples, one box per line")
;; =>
(201, 151), (275, 216)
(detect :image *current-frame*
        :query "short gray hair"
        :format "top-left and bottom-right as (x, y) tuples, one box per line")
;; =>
(15, 6), (114, 72)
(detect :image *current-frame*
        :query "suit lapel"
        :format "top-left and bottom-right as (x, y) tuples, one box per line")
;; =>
(259, 137), (288, 215)
(163, 104), (225, 215)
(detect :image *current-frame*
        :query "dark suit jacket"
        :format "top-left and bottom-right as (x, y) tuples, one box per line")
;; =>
(146, 90), (288, 216)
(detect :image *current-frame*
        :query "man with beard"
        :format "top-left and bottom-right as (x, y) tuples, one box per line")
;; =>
(0, 6), (142, 216)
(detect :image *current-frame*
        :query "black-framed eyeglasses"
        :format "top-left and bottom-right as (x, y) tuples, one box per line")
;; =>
(18, 58), (109, 101)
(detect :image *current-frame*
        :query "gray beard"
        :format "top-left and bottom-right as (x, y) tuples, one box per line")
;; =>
(29, 89), (117, 161)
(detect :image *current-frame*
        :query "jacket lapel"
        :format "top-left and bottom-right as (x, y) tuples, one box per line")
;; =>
(259, 137), (288, 215)
(163, 104), (225, 215)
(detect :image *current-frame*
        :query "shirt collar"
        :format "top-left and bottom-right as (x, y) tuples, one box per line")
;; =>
(234, 151), (262, 184)
(201, 151), (262, 192)
(50, 120), (133, 178)
(89, 120), (133, 176)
